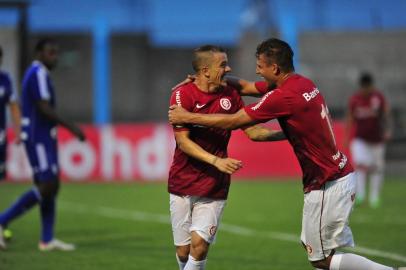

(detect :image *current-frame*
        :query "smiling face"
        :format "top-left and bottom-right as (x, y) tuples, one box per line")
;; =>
(206, 52), (231, 91)
(255, 53), (278, 85)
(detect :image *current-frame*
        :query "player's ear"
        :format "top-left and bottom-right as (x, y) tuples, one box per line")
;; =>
(273, 64), (280, 75)
(201, 66), (210, 77)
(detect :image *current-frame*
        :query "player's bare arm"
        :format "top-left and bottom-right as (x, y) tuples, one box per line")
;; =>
(225, 76), (264, 96)
(8, 101), (21, 144)
(35, 100), (86, 141)
(169, 105), (254, 130)
(243, 125), (286, 141)
(171, 74), (269, 97)
(174, 130), (242, 174)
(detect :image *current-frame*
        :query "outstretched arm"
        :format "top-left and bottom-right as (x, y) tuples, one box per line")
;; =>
(175, 130), (242, 174)
(243, 125), (286, 141)
(36, 100), (86, 141)
(169, 105), (255, 130)
(225, 76), (266, 96)
(8, 102), (21, 144)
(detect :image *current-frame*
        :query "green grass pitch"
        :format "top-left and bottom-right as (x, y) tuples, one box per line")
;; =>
(0, 178), (405, 270)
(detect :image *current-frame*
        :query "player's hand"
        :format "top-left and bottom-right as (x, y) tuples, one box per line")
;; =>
(171, 75), (196, 91)
(169, 105), (189, 125)
(213, 157), (243, 174)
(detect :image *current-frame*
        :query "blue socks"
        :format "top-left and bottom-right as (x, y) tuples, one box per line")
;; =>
(40, 197), (56, 243)
(0, 188), (41, 226)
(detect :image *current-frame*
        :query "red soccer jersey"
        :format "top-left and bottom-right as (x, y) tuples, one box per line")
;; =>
(349, 90), (387, 143)
(168, 83), (244, 199)
(245, 74), (353, 192)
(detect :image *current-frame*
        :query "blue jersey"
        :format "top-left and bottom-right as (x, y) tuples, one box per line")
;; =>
(0, 70), (16, 178)
(21, 61), (57, 143)
(0, 71), (16, 131)
(21, 61), (59, 181)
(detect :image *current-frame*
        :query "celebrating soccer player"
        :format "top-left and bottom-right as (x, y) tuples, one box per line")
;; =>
(168, 45), (285, 270)
(169, 38), (404, 270)
(0, 38), (85, 251)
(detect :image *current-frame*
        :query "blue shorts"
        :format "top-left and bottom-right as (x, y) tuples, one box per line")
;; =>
(24, 140), (59, 182)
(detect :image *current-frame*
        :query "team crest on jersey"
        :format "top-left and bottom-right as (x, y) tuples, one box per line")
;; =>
(209, 225), (217, 236)
(220, 98), (231, 110)
(306, 244), (313, 255)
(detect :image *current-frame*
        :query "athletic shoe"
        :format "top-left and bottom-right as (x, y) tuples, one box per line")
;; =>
(38, 239), (76, 251)
(0, 225), (6, 250)
(3, 228), (13, 242)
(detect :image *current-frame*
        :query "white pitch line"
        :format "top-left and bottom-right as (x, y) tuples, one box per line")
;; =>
(59, 201), (406, 264)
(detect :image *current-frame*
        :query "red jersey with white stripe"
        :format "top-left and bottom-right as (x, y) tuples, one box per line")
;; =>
(168, 83), (244, 199)
(349, 90), (387, 143)
(245, 74), (353, 192)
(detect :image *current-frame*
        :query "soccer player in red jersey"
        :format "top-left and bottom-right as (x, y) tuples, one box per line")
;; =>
(168, 45), (285, 270)
(169, 38), (402, 270)
(345, 72), (392, 208)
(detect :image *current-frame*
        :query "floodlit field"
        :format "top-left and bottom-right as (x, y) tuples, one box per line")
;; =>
(0, 178), (405, 270)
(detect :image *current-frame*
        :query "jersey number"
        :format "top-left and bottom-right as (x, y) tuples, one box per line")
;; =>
(321, 104), (336, 146)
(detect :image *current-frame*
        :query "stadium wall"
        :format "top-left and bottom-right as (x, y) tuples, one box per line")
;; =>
(5, 122), (349, 182)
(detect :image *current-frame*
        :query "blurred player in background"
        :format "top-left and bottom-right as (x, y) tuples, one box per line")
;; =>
(169, 38), (403, 270)
(169, 45), (285, 270)
(0, 38), (85, 251)
(0, 45), (22, 244)
(0, 45), (21, 180)
(345, 72), (392, 208)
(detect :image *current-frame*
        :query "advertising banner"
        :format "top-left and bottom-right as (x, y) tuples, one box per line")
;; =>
(5, 122), (347, 182)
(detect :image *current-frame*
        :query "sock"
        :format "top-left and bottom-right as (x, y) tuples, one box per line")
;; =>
(0, 188), (41, 226)
(369, 171), (383, 206)
(355, 169), (367, 203)
(184, 255), (207, 270)
(40, 197), (56, 243)
(330, 253), (392, 270)
(176, 253), (187, 270)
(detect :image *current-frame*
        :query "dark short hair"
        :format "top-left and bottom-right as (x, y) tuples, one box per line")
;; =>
(256, 38), (294, 72)
(35, 38), (57, 53)
(359, 72), (373, 86)
(192, 45), (225, 72)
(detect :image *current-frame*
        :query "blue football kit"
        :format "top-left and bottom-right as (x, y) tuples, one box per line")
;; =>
(21, 60), (59, 182)
(0, 71), (17, 179)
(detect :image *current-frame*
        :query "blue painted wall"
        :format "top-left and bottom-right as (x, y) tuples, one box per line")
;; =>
(1, 0), (406, 46)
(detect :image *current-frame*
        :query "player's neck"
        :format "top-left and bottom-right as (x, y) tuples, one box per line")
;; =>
(360, 87), (374, 96)
(276, 72), (294, 87)
(194, 78), (219, 93)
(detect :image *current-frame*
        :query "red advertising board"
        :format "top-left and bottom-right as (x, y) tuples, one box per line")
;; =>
(5, 122), (348, 182)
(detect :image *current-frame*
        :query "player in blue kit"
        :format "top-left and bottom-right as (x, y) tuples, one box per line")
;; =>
(0, 39), (85, 251)
(0, 45), (21, 180)
(0, 45), (22, 243)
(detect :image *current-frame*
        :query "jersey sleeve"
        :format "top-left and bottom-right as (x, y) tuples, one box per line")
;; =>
(170, 87), (194, 132)
(254, 81), (271, 94)
(31, 67), (51, 101)
(244, 89), (292, 123)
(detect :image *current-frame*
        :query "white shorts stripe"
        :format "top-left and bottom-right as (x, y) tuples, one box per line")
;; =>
(36, 143), (49, 171)
(37, 68), (50, 100)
